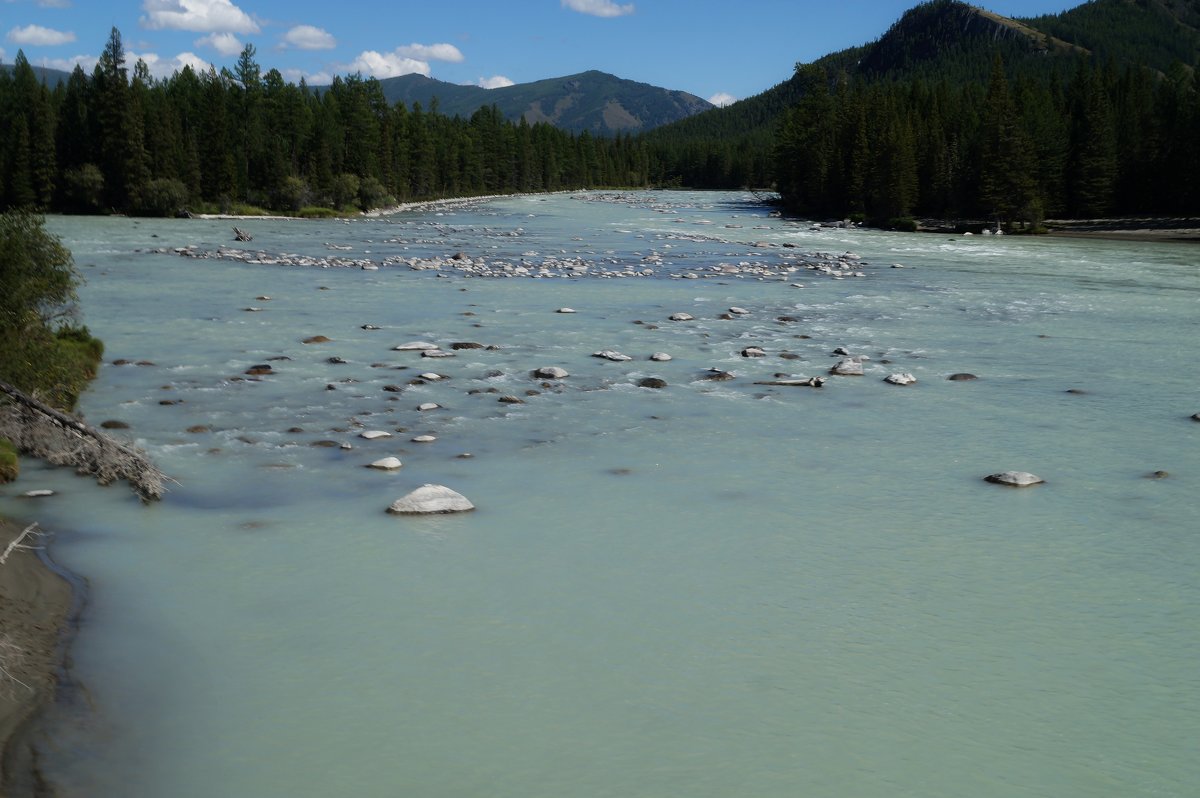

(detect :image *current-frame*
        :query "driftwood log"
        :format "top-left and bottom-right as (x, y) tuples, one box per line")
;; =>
(0, 380), (167, 501)
(233, 226), (252, 242)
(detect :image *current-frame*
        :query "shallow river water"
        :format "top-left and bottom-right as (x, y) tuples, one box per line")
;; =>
(3, 191), (1198, 797)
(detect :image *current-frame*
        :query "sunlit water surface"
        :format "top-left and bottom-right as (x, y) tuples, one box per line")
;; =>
(3, 192), (1197, 797)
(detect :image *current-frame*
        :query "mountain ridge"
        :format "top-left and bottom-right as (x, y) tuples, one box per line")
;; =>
(367, 69), (713, 135)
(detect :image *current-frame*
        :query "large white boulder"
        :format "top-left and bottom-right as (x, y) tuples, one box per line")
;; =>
(387, 484), (475, 514)
(393, 341), (437, 351)
(367, 457), (403, 470)
(829, 357), (864, 376)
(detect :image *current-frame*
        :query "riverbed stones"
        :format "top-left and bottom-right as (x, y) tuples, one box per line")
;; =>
(984, 471), (1045, 487)
(948, 373), (978, 381)
(417, 403), (441, 411)
(729, 306), (750, 315)
(367, 457), (403, 470)
(741, 347), (766, 358)
(884, 372), (917, 385)
(556, 308), (576, 314)
(650, 352), (672, 361)
(244, 364), (274, 375)
(100, 420), (130, 429)
(387, 484), (475, 514)
(668, 312), (694, 321)
(302, 335), (331, 344)
(829, 357), (864, 376)
(359, 430), (392, 440)
(394, 341), (437, 351)
(21, 489), (55, 498)
(638, 377), (668, 389)
(411, 435), (437, 443)
(450, 342), (484, 350)
(702, 369), (735, 381)
(421, 350), (454, 358)
(533, 366), (568, 379)
(593, 350), (633, 362)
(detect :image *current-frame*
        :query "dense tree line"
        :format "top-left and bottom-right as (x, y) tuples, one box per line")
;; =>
(0, 28), (652, 216)
(774, 54), (1200, 226)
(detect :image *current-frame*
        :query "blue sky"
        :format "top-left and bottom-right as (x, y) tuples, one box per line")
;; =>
(3, 0), (1079, 104)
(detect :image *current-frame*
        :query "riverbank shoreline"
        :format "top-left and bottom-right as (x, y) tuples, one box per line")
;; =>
(0, 518), (73, 798)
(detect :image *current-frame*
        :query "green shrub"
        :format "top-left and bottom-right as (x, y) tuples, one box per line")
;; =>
(885, 217), (918, 232)
(0, 439), (17, 484)
(136, 178), (190, 217)
(296, 206), (344, 219)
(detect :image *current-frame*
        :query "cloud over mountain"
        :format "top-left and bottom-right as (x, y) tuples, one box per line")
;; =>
(562, 0), (634, 17)
(140, 0), (259, 34)
(281, 25), (335, 51)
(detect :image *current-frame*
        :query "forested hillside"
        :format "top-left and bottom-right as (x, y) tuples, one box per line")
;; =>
(0, 30), (652, 216)
(773, 0), (1200, 225)
(650, 0), (1200, 224)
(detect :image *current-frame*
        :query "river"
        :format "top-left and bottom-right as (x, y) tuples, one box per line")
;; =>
(3, 191), (1197, 797)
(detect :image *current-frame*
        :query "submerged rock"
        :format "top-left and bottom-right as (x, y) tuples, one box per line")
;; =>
(754, 377), (825, 387)
(948, 373), (978, 381)
(668, 312), (694, 321)
(638, 377), (668, 389)
(359, 430), (392, 439)
(367, 457), (403, 470)
(649, 352), (672, 362)
(302, 335), (331, 344)
(984, 471), (1045, 487)
(884, 373), (917, 385)
(533, 366), (569, 379)
(387, 484), (475, 514)
(741, 347), (766, 358)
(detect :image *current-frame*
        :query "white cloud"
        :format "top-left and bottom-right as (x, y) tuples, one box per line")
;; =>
(283, 67), (331, 86)
(0, 47), (7, 62)
(708, 92), (736, 107)
(562, 0), (634, 17)
(38, 53), (96, 72)
(7, 24), (76, 46)
(38, 0), (72, 7)
(282, 24), (335, 50)
(394, 43), (463, 63)
(195, 31), (242, 56)
(476, 75), (514, 89)
(129, 48), (210, 77)
(141, 0), (259, 34)
(344, 50), (429, 79)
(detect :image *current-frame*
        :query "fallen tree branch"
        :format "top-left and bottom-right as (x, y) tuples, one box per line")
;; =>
(0, 523), (42, 566)
(0, 380), (169, 501)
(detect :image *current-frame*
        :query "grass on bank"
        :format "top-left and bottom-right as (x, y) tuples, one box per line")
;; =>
(0, 439), (16, 484)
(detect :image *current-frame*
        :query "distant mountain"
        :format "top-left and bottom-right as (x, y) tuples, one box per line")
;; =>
(371, 69), (712, 135)
(0, 64), (71, 86)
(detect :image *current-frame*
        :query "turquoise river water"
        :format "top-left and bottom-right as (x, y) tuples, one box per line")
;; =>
(2, 191), (1197, 797)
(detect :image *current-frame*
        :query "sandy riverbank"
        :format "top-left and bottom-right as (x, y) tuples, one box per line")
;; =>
(1043, 217), (1200, 243)
(0, 518), (72, 798)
